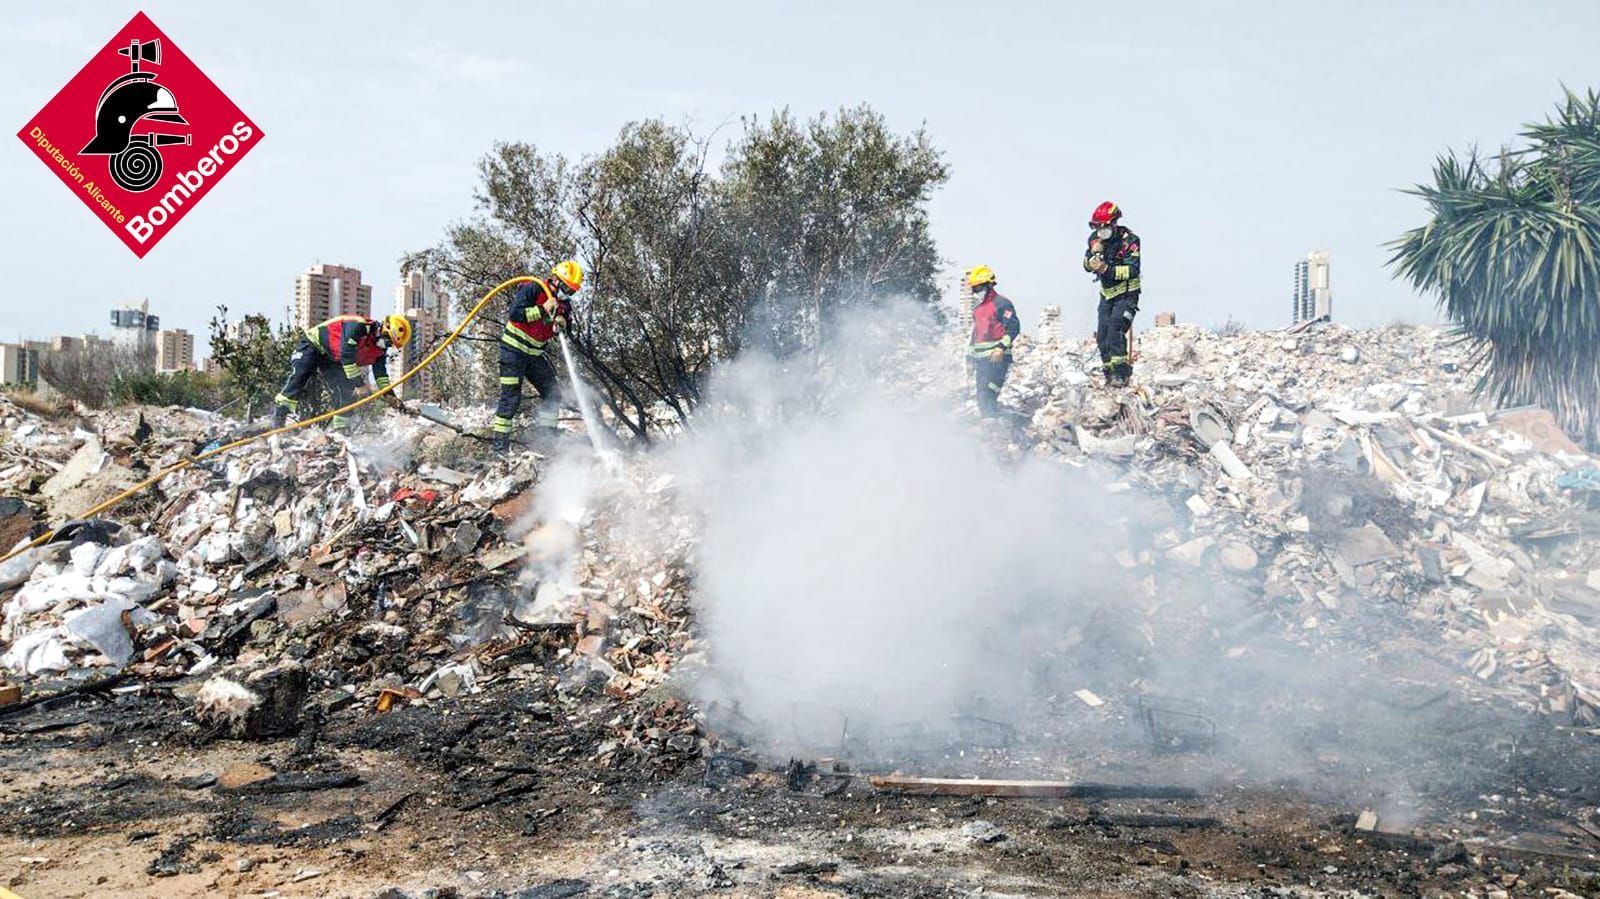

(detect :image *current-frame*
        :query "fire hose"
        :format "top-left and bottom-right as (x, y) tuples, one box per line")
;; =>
(0, 275), (536, 567)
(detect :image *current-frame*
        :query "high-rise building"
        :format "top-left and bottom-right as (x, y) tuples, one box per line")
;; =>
(1291, 251), (1332, 324)
(394, 269), (448, 322)
(110, 299), (160, 354)
(395, 307), (442, 401)
(392, 269), (448, 401)
(0, 344), (39, 386)
(294, 263), (372, 329)
(156, 329), (195, 372)
(953, 271), (976, 339)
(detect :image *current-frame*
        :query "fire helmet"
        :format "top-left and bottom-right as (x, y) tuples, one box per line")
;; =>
(1089, 201), (1121, 228)
(383, 314), (413, 349)
(967, 265), (997, 289)
(551, 260), (585, 294)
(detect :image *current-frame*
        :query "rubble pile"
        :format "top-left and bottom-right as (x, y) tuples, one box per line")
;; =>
(995, 320), (1600, 723)
(4, 318), (1600, 762)
(0, 396), (701, 764)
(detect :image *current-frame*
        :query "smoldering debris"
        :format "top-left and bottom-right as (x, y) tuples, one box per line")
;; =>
(2, 305), (1600, 833)
(666, 306), (1600, 803)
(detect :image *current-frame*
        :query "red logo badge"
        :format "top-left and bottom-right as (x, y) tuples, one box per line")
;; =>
(16, 12), (263, 257)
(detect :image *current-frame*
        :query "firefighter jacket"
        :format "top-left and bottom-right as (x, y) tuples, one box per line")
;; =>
(970, 291), (1021, 357)
(501, 279), (571, 357)
(1084, 225), (1141, 300)
(305, 316), (391, 388)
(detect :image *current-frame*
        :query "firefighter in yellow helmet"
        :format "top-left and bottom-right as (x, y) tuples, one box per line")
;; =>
(493, 260), (584, 450)
(272, 314), (412, 430)
(966, 265), (1020, 418)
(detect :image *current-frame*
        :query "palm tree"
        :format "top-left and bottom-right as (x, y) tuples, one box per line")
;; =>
(1389, 88), (1600, 446)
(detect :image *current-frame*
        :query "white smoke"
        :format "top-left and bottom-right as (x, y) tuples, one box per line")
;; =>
(664, 302), (1469, 797)
(666, 304), (1149, 757)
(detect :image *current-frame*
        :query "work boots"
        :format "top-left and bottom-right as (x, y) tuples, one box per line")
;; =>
(491, 432), (512, 453)
(271, 406), (289, 429)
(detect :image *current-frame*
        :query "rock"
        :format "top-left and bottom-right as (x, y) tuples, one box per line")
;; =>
(1167, 536), (1214, 567)
(1333, 524), (1400, 567)
(38, 439), (139, 524)
(441, 521), (482, 560)
(194, 661), (309, 739)
(1339, 345), (1360, 363)
(1218, 542), (1259, 572)
(961, 820), (1007, 844)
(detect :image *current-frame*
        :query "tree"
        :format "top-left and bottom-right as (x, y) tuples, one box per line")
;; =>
(37, 343), (153, 408)
(1389, 88), (1600, 445)
(207, 306), (299, 419)
(723, 106), (948, 354)
(411, 105), (948, 440)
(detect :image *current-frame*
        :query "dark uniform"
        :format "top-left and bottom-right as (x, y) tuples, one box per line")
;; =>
(970, 290), (1020, 417)
(274, 316), (391, 430)
(493, 278), (571, 440)
(1084, 225), (1141, 385)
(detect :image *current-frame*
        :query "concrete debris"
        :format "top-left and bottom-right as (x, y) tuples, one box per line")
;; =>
(193, 661), (309, 739)
(0, 394), (703, 766)
(982, 321), (1600, 723)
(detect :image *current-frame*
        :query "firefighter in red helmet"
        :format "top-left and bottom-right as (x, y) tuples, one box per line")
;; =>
(1083, 202), (1141, 386)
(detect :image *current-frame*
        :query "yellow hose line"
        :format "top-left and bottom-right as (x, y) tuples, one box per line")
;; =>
(0, 275), (533, 567)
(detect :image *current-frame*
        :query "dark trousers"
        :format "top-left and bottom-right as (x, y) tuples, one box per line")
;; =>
(974, 354), (1011, 417)
(493, 345), (560, 433)
(275, 337), (355, 428)
(1096, 292), (1140, 381)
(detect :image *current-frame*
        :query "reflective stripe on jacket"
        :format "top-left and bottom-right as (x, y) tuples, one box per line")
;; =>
(306, 316), (390, 384)
(502, 279), (571, 356)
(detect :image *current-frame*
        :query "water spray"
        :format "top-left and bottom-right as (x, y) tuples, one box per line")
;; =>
(559, 333), (620, 472)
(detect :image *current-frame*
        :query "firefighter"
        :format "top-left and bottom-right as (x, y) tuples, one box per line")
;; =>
(272, 313), (412, 430)
(493, 260), (584, 451)
(967, 265), (1020, 418)
(1083, 201), (1141, 386)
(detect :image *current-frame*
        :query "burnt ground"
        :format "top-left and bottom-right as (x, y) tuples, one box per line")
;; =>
(1, 675), (1599, 899)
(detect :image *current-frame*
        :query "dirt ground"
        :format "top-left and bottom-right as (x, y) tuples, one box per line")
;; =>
(3, 678), (1599, 899)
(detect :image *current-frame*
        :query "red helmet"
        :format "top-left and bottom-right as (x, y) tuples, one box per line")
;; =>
(1089, 201), (1121, 227)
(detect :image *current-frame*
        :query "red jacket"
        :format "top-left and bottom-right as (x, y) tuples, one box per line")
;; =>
(306, 315), (390, 384)
(501, 278), (571, 356)
(970, 291), (1020, 357)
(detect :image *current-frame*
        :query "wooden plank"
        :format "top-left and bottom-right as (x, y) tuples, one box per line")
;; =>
(1421, 424), (1511, 467)
(866, 775), (1197, 800)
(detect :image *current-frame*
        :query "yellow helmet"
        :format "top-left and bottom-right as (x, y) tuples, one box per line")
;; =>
(967, 265), (996, 289)
(383, 314), (413, 349)
(551, 259), (585, 293)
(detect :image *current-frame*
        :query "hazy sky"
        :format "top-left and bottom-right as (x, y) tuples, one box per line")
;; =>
(4, 0), (1597, 348)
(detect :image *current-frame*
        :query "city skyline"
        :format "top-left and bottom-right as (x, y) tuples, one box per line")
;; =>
(3, 2), (1597, 342)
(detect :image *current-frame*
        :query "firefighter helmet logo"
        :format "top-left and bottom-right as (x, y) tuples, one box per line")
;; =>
(79, 38), (192, 192)
(16, 12), (263, 257)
